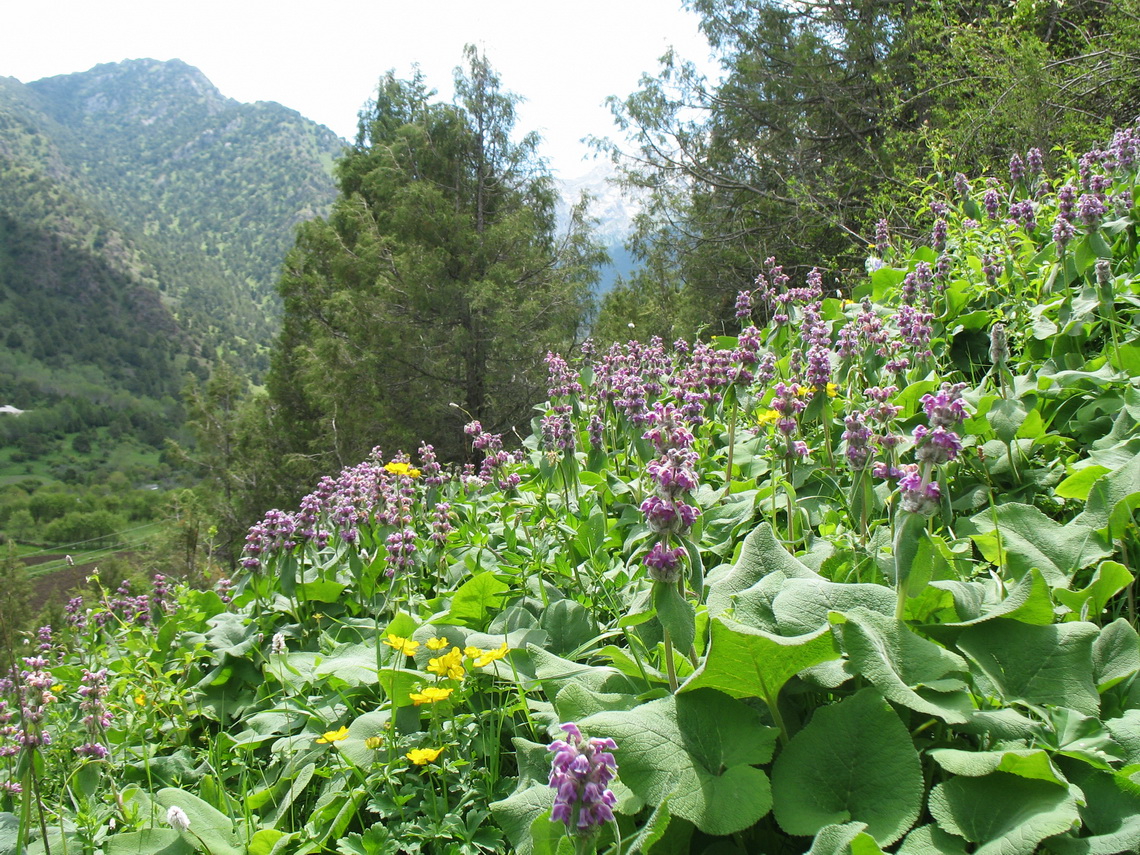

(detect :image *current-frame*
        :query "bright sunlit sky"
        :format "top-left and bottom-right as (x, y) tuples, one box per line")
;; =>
(1, 0), (717, 178)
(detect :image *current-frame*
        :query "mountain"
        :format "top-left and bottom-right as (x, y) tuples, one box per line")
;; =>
(555, 163), (642, 293)
(0, 59), (343, 482)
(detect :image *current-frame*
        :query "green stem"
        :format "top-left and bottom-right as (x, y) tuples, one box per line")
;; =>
(662, 627), (679, 694)
(722, 401), (738, 499)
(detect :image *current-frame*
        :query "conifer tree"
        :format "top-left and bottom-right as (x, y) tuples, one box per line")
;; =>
(266, 47), (600, 473)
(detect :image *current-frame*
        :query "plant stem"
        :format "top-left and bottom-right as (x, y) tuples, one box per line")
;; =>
(661, 627), (678, 694)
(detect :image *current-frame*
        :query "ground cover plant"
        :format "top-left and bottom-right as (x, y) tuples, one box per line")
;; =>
(5, 124), (1140, 854)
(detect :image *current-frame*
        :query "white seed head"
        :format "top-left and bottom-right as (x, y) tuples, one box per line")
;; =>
(166, 805), (191, 832)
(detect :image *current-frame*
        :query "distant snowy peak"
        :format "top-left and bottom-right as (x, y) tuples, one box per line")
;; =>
(554, 162), (643, 241)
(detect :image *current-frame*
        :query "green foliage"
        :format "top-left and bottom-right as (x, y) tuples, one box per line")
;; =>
(262, 48), (600, 473)
(12, 74), (1140, 855)
(595, 0), (1140, 338)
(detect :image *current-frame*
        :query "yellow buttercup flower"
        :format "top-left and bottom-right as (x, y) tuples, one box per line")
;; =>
(463, 646), (481, 659)
(316, 726), (350, 744)
(409, 686), (455, 705)
(809, 383), (840, 398)
(425, 636), (450, 651)
(365, 736), (384, 750)
(407, 746), (444, 765)
(474, 642), (510, 668)
(385, 461), (421, 478)
(757, 409), (780, 427)
(134, 693), (146, 706)
(427, 647), (465, 680)
(383, 635), (420, 656)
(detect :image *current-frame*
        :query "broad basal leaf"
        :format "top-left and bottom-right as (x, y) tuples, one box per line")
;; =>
(957, 619), (1100, 716)
(927, 748), (1067, 786)
(771, 688), (923, 846)
(582, 689), (778, 836)
(1092, 618), (1140, 691)
(928, 773), (1081, 855)
(705, 522), (817, 617)
(681, 617), (839, 706)
(836, 608), (972, 724)
(965, 504), (1111, 586)
(772, 579), (895, 635)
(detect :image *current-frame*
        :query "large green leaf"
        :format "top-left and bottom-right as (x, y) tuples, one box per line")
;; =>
(103, 831), (193, 855)
(772, 579), (895, 635)
(965, 504), (1111, 586)
(836, 608), (972, 724)
(446, 571), (511, 628)
(771, 689), (923, 846)
(1056, 563), (1134, 623)
(928, 774), (1082, 855)
(1047, 764), (1140, 855)
(1077, 451), (1140, 539)
(705, 522), (817, 617)
(897, 824), (969, 854)
(1092, 618), (1140, 692)
(681, 617), (839, 706)
(155, 788), (244, 855)
(582, 689), (778, 836)
(927, 748), (1067, 786)
(957, 619), (1100, 715)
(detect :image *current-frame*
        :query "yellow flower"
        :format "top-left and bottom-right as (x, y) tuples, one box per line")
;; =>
(409, 686), (455, 705)
(365, 736), (384, 750)
(407, 746), (444, 765)
(463, 646), (481, 659)
(427, 647), (465, 680)
(425, 636), (450, 651)
(810, 383), (840, 398)
(757, 409), (780, 427)
(383, 634), (420, 656)
(474, 642), (510, 668)
(316, 726), (350, 744)
(134, 693), (146, 706)
(385, 461), (421, 478)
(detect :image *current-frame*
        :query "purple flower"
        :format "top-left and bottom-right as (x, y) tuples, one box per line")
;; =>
(898, 465), (941, 516)
(643, 541), (687, 584)
(921, 383), (968, 428)
(549, 724), (619, 833)
(1009, 154), (1025, 183)
(983, 188), (1002, 220)
(1078, 193), (1106, 228)
(931, 218), (948, 250)
(913, 425), (963, 465)
(1027, 147), (1043, 176)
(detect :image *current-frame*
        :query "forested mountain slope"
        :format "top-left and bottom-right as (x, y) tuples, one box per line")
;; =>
(0, 60), (343, 478)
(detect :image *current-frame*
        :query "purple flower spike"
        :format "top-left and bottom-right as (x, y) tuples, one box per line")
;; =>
(549, 724), (619, 833)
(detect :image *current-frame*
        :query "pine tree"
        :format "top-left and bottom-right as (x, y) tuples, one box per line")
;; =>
(265, 47), (601, 473)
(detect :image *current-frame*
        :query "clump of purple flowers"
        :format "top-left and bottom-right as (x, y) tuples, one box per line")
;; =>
(548, 723), (619, 834)
(75, 668), (111, 760)
(894, 382), (968, 516)
(640, 403), (701, 583)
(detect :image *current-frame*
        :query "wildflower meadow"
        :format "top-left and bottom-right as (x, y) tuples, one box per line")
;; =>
(6, 123), (1140, 854)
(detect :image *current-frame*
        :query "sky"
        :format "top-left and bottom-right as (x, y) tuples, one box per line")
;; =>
(1, 0), (717, 178)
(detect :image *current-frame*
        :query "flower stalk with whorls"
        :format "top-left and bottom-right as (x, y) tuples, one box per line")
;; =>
(548, 723), (619, 843)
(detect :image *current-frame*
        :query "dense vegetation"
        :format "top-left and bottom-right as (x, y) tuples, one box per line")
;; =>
(4, 2), (1140, 852)
(7, 106), (1140, 853)
(0, 60), (341, 492)
(593, 0), (1140, 341)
